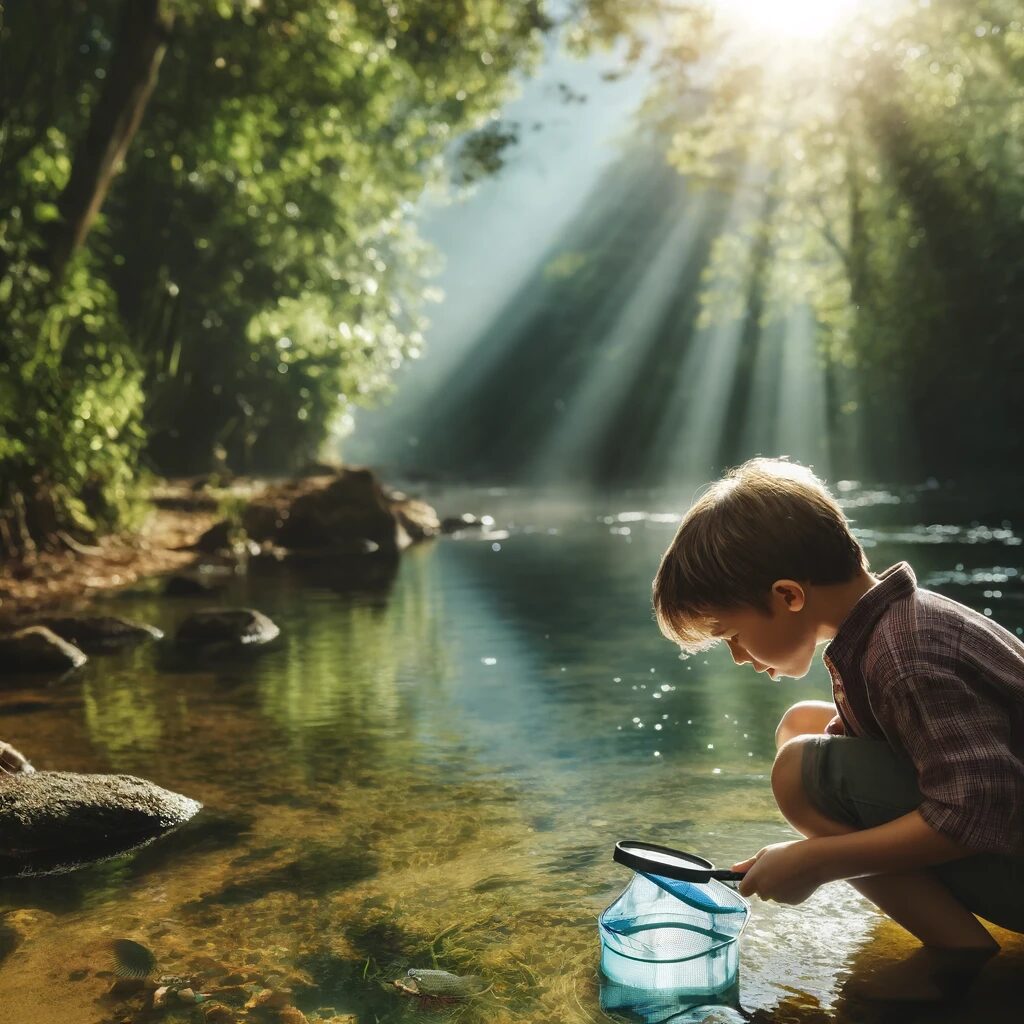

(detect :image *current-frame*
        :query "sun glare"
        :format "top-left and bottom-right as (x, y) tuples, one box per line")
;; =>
(717, 0), (862, 41)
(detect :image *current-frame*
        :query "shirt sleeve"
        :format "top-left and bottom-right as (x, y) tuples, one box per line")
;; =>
(877, 671), (1024, 854)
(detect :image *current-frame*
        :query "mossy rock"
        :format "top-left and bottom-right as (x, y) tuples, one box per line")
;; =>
(0, 771), (202, 877)
(38, 615), (163, 652)
(0, 627), (86, 677)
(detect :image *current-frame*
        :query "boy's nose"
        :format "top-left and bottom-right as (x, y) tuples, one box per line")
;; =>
(726, 639), (751, 666)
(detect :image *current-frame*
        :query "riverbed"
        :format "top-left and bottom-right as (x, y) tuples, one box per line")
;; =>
(1, 480), (1022, 1023)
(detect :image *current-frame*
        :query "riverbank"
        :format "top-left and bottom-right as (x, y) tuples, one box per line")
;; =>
(0, 485), (218, 625)
(0, 468), (452, 628)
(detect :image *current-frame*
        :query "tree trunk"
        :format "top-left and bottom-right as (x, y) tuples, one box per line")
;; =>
(49, 0), (173, 277)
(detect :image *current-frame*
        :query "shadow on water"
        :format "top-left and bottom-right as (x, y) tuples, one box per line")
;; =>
(124, 811), (254, 878)
(2, 484), (1024, 1023)
(183, 841), (378, 912)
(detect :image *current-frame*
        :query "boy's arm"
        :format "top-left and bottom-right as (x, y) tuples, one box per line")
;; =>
(808, 808), (973, 881)
(736, 810), (973, 904)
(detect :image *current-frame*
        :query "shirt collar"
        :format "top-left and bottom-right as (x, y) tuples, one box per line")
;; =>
(823, 562), (917, 674)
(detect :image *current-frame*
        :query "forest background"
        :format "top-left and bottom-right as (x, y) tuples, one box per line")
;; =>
(2, 0), (1022, 559)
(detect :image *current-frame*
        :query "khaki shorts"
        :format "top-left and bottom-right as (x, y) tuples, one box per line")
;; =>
(801, 735), (1024, 933)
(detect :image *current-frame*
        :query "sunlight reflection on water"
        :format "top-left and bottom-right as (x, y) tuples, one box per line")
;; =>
(0, 482), (1022, 1022)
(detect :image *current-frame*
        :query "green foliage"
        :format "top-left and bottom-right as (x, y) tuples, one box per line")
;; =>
(0, 0), (548, 549)
(649, 0), (1024, 471)
(0, 123), (147, 552)
(103, 0), (546, 473)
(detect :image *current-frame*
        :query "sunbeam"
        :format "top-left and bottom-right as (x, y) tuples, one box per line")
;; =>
(716, 0), (865, 41)
(743, 306), (830, 471)
(531, 191), (721, 483)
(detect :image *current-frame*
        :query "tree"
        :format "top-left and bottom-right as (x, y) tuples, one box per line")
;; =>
(647, 0), (1024, 473)
(0, 0), (549, 555)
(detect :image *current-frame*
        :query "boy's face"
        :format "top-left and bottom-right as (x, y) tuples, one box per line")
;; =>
(707, 582), (818, 680)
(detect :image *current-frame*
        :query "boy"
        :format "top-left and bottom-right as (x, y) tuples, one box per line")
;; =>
(652, 457), (1024, 1001)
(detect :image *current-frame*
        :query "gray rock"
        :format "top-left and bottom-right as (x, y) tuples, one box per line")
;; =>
(39, 615), (163, 652)
(194, 520), (233, 553)
(276, 468), (410, 552)
(441, 514), (483, 534)
(0, 627), (87, 676)
(0, 771), (202, 877)
(175, 608), (280, 648)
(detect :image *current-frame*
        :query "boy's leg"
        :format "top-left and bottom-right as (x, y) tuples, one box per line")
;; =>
(771, 737), (997, 948)
(775, 700), (836, 747)
(772, 736), (998, 1000)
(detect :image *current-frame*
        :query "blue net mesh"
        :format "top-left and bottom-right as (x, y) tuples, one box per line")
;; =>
(599, 872), (748, 992)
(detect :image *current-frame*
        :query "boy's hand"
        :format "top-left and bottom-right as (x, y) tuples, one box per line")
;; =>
(732, 840), (823, 905)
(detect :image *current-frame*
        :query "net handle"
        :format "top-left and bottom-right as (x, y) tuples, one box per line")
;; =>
(613, 840), (748, 881)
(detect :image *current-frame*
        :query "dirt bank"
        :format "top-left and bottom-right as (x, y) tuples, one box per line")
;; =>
(0, 483), (219, 626)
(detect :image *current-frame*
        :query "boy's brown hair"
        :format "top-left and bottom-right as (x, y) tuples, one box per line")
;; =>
(653, 458), (867, 652)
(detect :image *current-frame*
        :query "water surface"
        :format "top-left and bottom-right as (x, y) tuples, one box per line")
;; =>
(1, 481), (1022, 1023)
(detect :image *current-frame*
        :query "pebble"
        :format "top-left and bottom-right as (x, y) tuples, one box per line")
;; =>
(209, 984), (249, 1005)
(246, 989), (292, 1010)
(202, 1004), (238, 1024)
(152, 986), (170, 1009)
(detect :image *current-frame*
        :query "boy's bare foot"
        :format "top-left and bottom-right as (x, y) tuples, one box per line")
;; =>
(845, 945), (998, 1003)
(0, 740), (35, 777)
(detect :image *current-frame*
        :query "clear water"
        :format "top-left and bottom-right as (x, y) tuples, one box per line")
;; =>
(1, 481), (1023, 1023)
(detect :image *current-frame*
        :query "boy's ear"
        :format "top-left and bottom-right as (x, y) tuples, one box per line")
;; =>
(771, 579), (806, 612)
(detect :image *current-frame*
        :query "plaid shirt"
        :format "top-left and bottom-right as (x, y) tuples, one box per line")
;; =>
(822, 562), (1024, 854)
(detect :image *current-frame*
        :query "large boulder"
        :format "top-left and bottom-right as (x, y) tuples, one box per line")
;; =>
(275, 468), (410, 552)
(38, 615), (163, 652)
(0, 627), (86, 677)
(0, 771), (202, 877)
(175, 608), (280, 648)
(197, 468), (440, 556)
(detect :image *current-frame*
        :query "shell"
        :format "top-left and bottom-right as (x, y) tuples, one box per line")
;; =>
(108, 938), (157, 979)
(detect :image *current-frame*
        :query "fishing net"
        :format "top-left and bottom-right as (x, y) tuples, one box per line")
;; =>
(599, 871), (748, 992)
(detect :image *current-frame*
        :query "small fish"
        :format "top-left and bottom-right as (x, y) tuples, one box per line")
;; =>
(108, 938), (157, 979)
(399, 968), (485, 999)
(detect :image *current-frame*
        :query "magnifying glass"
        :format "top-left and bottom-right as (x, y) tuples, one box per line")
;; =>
(613, 840), (746, 882)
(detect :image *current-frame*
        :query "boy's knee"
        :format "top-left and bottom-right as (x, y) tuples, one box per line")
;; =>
(771, 736), (822, 834)
(775, 700), (834, 749)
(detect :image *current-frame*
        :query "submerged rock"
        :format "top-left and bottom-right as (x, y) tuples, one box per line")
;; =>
(0, 771), (202, 877)
(0, 626), (87, 677)
(176, 608), (280, 648)
(39, 615), (163, 652)
(0, 909), (57, 967)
